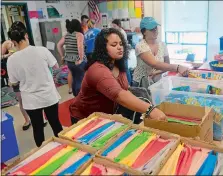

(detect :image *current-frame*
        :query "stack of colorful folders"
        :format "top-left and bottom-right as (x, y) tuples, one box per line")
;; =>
(61, 114), (130, 150)
(159, 143), (223, 175)
(167, 115), (202, 126)
(100, 128), (178, 175)
(5, 140), (92, 175)
(80, 161), (125, 175)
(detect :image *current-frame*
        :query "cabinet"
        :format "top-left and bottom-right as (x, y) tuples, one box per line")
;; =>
(39, 21), (62, 65)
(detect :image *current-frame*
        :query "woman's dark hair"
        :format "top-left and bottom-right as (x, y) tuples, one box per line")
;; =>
(112, 19), (122, 28)
(81, 15), (89, 21)
(8, 21), (27, 43)
(66, 19), (83, 34)
(86, 28), (129, 72)
(141, 28), (146, 39)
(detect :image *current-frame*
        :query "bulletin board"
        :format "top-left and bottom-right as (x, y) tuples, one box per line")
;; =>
(95, 0), (143, 30)
(98, 0), (143, 19)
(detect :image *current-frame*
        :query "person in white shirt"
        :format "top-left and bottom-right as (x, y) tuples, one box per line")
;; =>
(111, 19), (127, 41)
(7, 22), (63, 147)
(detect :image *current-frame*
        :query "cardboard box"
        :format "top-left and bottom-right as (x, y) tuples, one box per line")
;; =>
(97, 124), (180, 175)
(180, 137), (223, 152)
(59, 112), (132, 151)
(143, 102), (215, 142)
(76, 157), (141, 175)
(158, 137), (223, 175)
(2, 137), (95, 175)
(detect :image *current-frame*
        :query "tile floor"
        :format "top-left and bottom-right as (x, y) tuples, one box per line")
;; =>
(3, 85), (73, 158)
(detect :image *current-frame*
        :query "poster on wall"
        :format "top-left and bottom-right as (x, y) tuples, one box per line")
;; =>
(47, 5), (62, 18)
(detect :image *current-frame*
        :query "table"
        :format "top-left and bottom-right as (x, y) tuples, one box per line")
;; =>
(198, 61), (212, 70)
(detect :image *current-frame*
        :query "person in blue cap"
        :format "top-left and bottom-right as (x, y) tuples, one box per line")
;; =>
(132, 17), (189, 86)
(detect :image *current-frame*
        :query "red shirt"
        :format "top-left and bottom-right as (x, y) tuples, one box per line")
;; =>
(69, 62), (128, 119)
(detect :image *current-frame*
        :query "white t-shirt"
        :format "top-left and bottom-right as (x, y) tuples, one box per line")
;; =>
(120, 28), (127, 41)
(7, 46), (61, 110)
(133, 39), (169, 83)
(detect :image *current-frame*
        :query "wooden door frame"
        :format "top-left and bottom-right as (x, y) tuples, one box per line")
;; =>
(1, 2), (35, 45)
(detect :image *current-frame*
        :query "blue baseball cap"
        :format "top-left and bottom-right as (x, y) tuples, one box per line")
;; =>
(140, 17), (160, 30)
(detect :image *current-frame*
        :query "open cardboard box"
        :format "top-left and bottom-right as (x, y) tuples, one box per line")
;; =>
(76, 157), (141, 175)
(58, 112), (132, 151)
(2, 137), (95, 175)
(143, 102), (215, 143)
(180, 137), (223, 152)
(157, 137), (223, 175)
(97, 124), (181, 175)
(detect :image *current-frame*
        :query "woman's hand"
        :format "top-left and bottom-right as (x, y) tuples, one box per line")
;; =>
(75, 59), (83, 65)
(178, 65), (189, 76)
(61, 57), (65, 65)
(2, 53), (12, 59)
(147, 108), (166, 121)
(149, 70), (164, 79)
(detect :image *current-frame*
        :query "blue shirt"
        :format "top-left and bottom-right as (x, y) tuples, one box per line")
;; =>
(84, 28), (101, 54)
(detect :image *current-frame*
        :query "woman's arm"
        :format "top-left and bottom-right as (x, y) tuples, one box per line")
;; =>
(116, 90), (166, 120)
(57, 36), (65, 62)
(88, 64), (166, 120)
(164, 55), (170, 64)
(163, 43), (170, 64)
(76, 32), (84, 61)
(140, 52), (188, 75)
(1, 41), (12, 59)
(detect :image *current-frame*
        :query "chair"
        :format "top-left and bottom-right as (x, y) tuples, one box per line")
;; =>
(115, 76), (152, 124)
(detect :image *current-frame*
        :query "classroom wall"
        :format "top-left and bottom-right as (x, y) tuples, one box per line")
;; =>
(2, 1), (89, 46)
(144, 1), (223, 60)
(143, 1), (165, 42)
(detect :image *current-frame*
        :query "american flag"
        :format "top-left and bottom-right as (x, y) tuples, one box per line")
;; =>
(88, 0), (101, 23)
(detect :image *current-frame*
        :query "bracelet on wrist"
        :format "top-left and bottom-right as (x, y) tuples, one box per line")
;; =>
(145, 104), (155, 116)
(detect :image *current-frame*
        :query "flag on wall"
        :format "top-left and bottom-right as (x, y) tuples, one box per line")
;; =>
(88, 0), (100, 23)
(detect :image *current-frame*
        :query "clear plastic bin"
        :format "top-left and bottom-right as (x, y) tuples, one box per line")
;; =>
(149, 76), (223, 105)
(149, 76), (223, 141)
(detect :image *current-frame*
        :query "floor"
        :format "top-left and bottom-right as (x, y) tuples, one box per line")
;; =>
(3, 85), (73, 158)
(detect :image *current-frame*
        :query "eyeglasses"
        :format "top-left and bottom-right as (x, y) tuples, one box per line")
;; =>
(149, 27), (158, 32)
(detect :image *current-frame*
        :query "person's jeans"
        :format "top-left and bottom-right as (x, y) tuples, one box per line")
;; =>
(67, 61), (86, 97)
(25, 103), (62, 147)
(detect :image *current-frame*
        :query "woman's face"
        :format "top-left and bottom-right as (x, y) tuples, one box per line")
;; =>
(106, 33), (124, 60)
(144, 27), (158, 40)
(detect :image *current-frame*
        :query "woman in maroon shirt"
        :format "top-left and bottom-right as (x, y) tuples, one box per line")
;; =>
(69, 28), (166, 124)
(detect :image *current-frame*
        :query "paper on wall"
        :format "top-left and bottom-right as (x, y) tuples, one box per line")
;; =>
(113, 1), (118, 9)
(135, 1), (142, 8)
(112, 9), (118, 19)
(98, 2), (107, 13)
(46, 41), (55, 50)
(118, 1), (123, 9)
(135, 8), (142, 18)
(118, 9), (129, 19)
(123, 1), (128, 8)
(128, 1), (135, 9)
(107, 1), (113, 11)
(129, 8), (135, 18)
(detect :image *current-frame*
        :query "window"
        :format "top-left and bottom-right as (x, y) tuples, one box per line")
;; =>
(164, 1), (209, 63)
